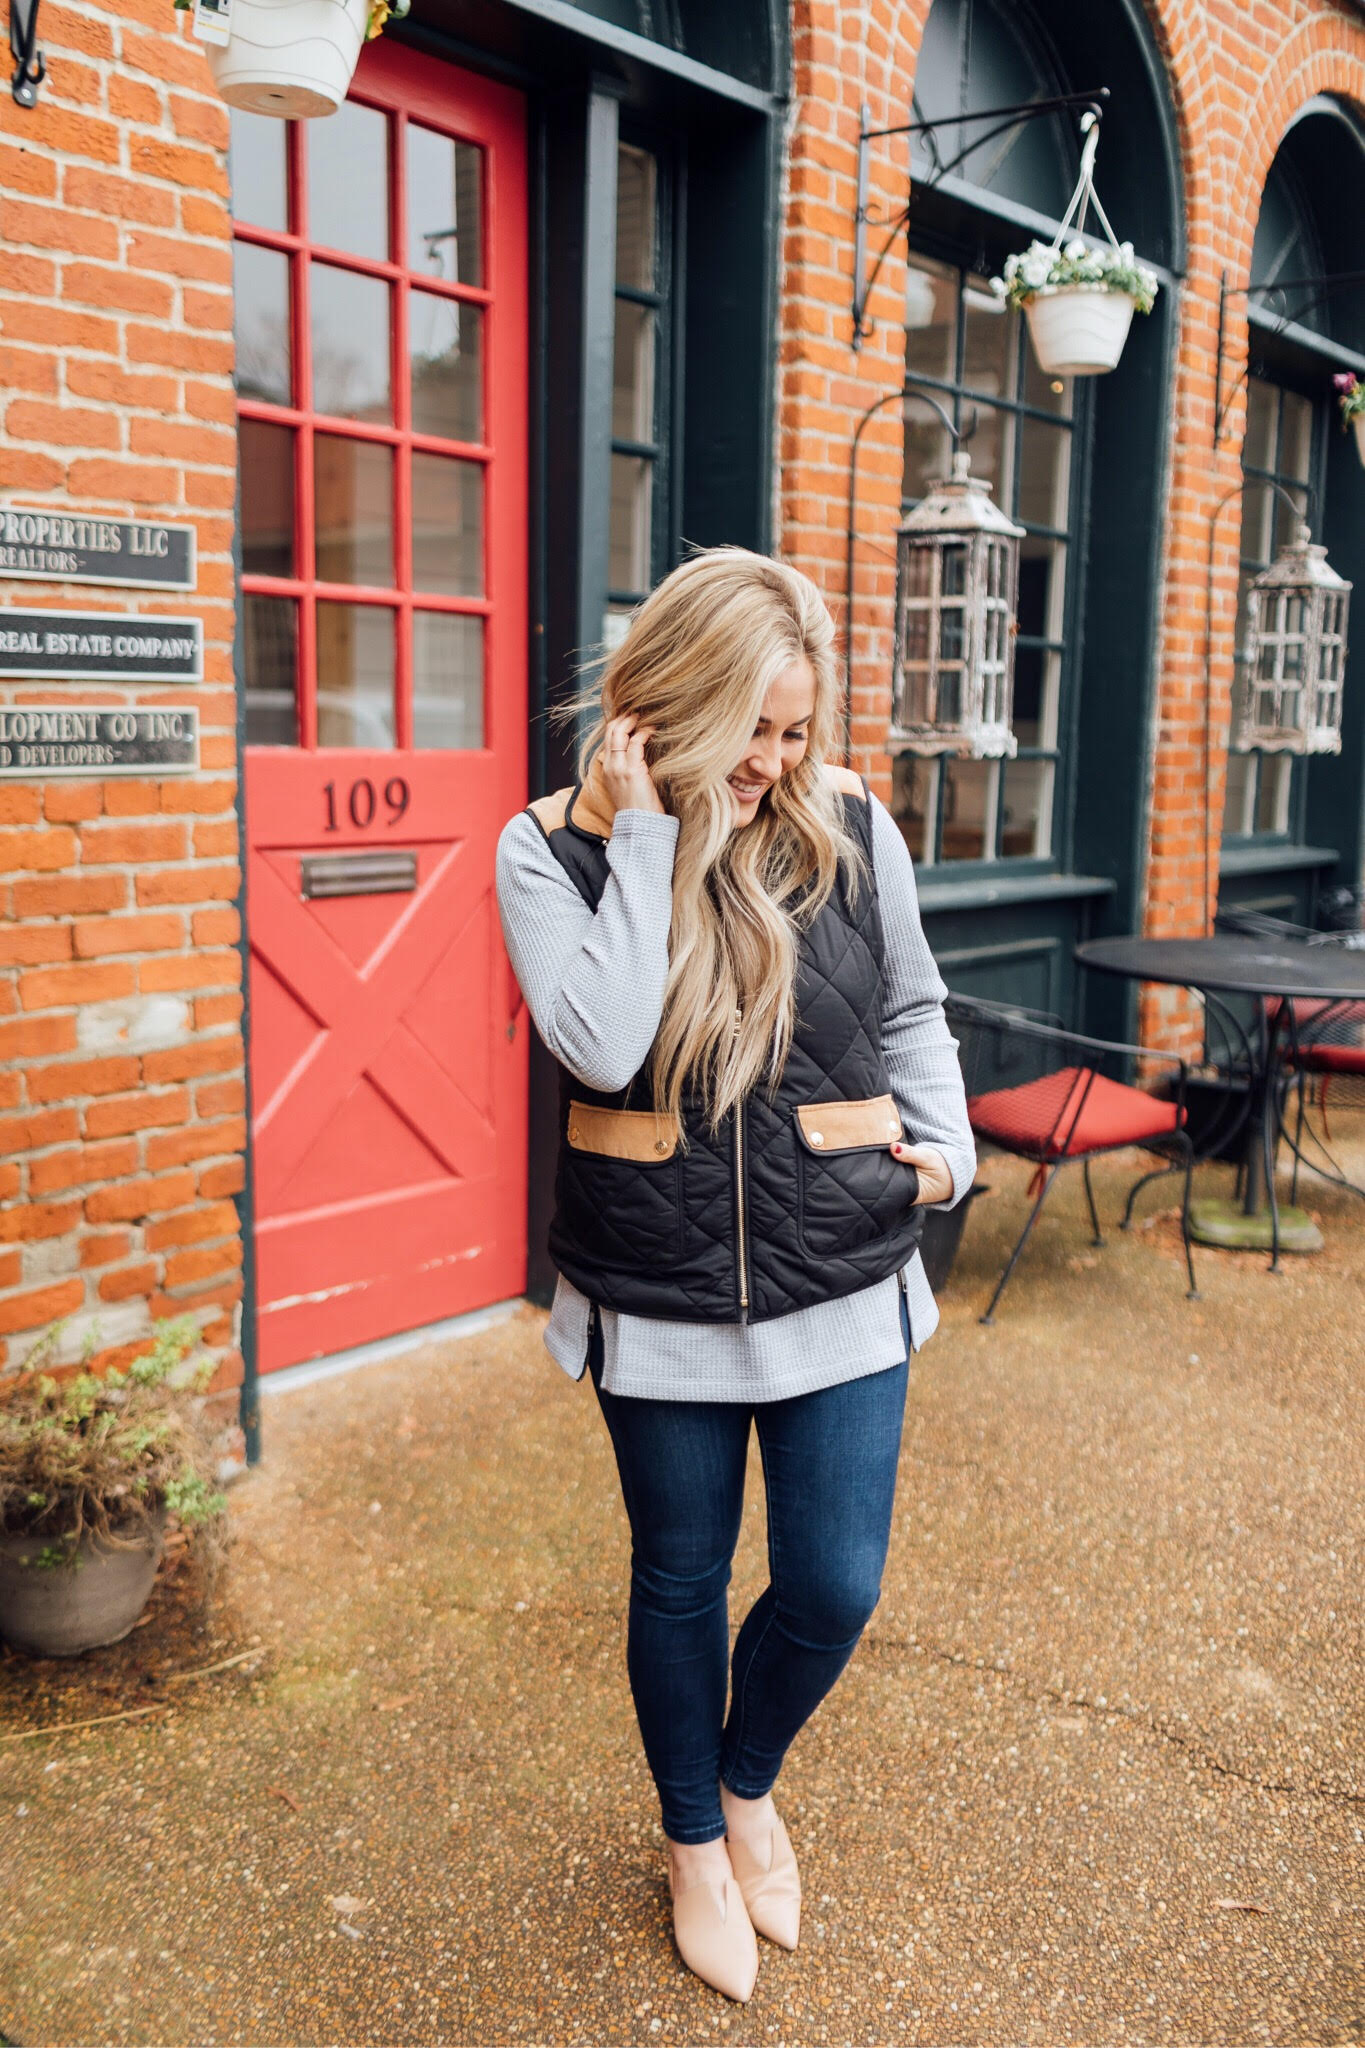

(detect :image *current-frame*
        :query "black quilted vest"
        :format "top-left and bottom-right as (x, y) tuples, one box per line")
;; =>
(532, 780), (924, 1322)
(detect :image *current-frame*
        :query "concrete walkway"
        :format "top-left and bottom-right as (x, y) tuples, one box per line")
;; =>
(2, 1141), (1363, 2046)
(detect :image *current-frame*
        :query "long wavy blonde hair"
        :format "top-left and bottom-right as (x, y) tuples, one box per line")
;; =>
(573, 548), (861, 1138)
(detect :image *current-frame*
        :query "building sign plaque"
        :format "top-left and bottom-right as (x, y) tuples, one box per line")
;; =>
(0, 704), (199, 777)
(0, 511), (197, 592)
(0, 608), (203, 682)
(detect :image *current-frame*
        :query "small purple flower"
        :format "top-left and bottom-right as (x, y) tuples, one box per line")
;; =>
(1334, 371), (1359, 394)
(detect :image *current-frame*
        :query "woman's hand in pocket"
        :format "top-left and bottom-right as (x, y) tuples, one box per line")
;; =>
(890, 1141), (954, 1206)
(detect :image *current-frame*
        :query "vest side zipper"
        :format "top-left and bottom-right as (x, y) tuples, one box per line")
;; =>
(732, 1005), (750, 1320)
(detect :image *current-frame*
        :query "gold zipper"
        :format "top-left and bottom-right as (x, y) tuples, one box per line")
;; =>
(732, 1005), (750, 1317)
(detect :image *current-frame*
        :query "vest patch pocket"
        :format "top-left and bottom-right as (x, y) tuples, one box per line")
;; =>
(558, 1102), (685, 1267)
(794, 1094), (918, 1258)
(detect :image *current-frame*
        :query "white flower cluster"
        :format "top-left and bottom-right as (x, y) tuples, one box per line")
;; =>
(990, 237), (1160, 315)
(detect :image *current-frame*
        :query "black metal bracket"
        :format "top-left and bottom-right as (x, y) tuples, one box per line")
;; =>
(851, 87), (1110, 350)
(9, 0), (45, 108)
(1213, 266), (1365, 448)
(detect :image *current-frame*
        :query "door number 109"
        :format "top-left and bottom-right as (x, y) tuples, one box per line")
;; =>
(322, 777), (411, 830)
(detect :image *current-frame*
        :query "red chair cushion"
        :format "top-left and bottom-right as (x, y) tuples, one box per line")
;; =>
(1294, 1043), (1365, 1075)
(968, 1066), (1183, 1159)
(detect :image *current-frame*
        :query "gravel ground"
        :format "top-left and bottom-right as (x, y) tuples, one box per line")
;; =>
(2, 1135), (1363, 2048)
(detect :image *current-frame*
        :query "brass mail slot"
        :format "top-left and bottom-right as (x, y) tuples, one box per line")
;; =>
(300, 850), (417, 899)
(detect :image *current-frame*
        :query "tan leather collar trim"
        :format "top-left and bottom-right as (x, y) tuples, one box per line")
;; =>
(567, 754), (616, 839)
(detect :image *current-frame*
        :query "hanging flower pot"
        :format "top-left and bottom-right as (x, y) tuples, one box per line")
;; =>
(192, 0), (405, 119)
(1334, 373), (1365, 467)
(990, 116), (1159, 379)
(1021, 283), (1136, 376)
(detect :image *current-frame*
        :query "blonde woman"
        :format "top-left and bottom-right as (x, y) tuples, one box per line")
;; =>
(496, 549), (974, 2003)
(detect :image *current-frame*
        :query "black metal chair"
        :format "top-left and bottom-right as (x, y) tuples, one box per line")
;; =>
(946, 993), (1198, 1324)
(1213, 908), (1365, 1200)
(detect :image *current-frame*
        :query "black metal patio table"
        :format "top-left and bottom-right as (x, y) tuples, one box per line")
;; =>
(1075, 934), (1365, 1264)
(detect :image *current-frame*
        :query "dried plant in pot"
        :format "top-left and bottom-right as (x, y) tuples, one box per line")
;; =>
(0, 1317), (228, 1659)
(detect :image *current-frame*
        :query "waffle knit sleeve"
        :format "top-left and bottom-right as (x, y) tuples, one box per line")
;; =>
(495, 806), (680, 1094)
(868, 791), (977, 1209)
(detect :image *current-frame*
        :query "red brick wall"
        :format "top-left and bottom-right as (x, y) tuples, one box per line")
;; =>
(777, 0), (1365, 1038)
(0, 2), (243, 1400)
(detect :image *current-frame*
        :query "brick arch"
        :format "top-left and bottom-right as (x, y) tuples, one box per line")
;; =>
(1136, 12), (1365, 1019)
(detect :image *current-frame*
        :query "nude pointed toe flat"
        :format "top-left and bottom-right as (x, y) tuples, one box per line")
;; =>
(669, 1871), (760, 2002)
(726, 1814), (801, 1950)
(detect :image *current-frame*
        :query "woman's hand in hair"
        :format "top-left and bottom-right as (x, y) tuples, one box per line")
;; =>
(601, 715), (666, 818)
(891, 1141), (954, 1206)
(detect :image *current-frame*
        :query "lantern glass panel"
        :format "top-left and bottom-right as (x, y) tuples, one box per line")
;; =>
(938, 670), (963, 727)
(901, 608), (931, 663)
(939, 608), (965, 662)
(903, 545), (933, 597)
(940, 543), (967, 597)
(901, 667), (933, 727)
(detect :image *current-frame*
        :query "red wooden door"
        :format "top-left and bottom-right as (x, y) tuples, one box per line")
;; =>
(233, 45), (528, 1372)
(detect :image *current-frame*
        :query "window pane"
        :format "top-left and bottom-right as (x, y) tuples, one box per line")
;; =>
(314, 433), (393, 588)
(962, 278), (1012, 402)
(890, 755), (936, 865)
(904, 256), (957, 385)
(1222, 750), (1254, 837)
(1017, 414), (1070, 530)
(1272, 482), (1310, 554)
(1279, 390), (1313, 485)
(234, 242), (291, 405)
(1255, 753), (1292, 834)
(1017, 537), (1066, 642)
(316, 602), (395, 748)
(1244, 377), (1276, 472)
(941, 757), (993, 861)
(412, 452), (483, 596)
(307, 101), (388, 261)
(1239, 480), (1273, 569)
(613, 300), (656, 443)
(964, 404), (1010, 510)
(1001, 758), (1052, 857)
(610, 452), (652, 595)
(616, 145), (656, 291)
(243, 595), (297, 746)
(239, 419), (294, 577)
(1013, 644), (1044, 746)
(407, 125), (483, 285)
(1022, 347), (1071, 418)
(229, 110), (287, 233)
(410, 291), (482, 441)
(311, 263), (391, 422)
(412, 611), (483, 749)
(903, 396), (952, 504)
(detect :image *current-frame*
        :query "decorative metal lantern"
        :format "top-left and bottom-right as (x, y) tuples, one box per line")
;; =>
(888, 450), (1025, 759)
(1235, 523), (1351, 756)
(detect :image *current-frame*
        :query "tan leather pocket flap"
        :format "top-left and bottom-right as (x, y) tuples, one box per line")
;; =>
(796, 1093), (902, 1152)
(566, 1100), (681, 1162)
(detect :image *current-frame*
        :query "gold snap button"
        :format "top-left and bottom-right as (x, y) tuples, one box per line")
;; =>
(568, 1125), (579, 1142)
(888, 1120), (899, 1136)
(654, 1138), (668, 1154)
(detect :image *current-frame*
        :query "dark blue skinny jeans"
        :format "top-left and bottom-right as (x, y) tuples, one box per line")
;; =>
(587, 1288), (911, 1844)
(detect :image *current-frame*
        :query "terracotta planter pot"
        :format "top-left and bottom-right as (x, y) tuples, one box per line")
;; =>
(0, 1516), (165, 1658)
(205, 0), (369, 118)
(1352, 413), (1365, 468)
(1023, 285), (1136, 377)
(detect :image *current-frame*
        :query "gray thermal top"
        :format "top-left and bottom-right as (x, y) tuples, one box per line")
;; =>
(495, 787), (976, 1402)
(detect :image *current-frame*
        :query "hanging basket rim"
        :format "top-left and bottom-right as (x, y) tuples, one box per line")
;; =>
(1018, 280), (1144, 308)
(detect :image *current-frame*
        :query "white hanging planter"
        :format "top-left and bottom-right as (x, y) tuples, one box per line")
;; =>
(205, 0), (370, 118)
(1023, 284), (1137, 378)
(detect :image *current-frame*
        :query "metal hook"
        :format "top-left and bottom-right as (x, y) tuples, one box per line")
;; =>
(9, 0), (45, 108)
